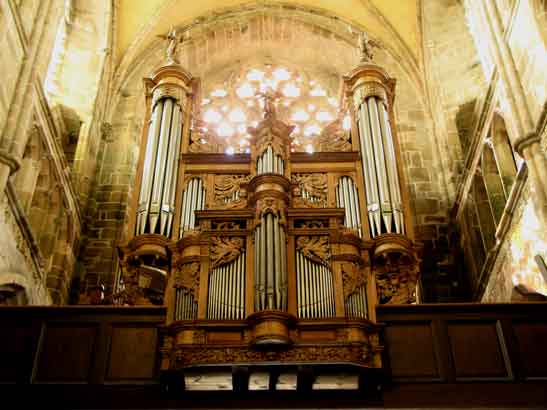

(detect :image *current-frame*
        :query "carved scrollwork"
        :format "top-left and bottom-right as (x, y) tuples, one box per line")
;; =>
(296, 236), (330, 266)
(173, 262), (200, 299)
(174, 344), (372, 367)
(295, 220), (328, 229)
(213, 174), (251, 209)
(292, 173), (328, 207)
(341, 262), (367, 300)
(210, 236), (245, 269)
(318, 120), (352, 152)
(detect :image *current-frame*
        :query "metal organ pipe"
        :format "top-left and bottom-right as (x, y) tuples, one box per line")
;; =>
(256, 145), (284, 176)
(356, 93), (404, 237)
(207, 251), (246, 320)
(179, 178), (205, 237)
(345, 285), (368, 319)
(136, 97), (183, 237)
(254, 214), (287, 311)
(174, 288), (197, 320)
(336, 176), (362, 237)
(295, 249), (335, 319)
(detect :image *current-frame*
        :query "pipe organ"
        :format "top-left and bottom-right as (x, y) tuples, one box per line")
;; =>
(117, 39), (421, 380)
(136, 84), (184, 237)
(354, 86), (404, 237)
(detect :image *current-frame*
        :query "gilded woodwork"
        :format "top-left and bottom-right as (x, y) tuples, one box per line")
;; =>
(173, 261), (200, 299)
(209, 236), (245, 269)
(296, 236), (330, 266)
(341, 262), (367, 300)
(291, 173), (328, 208)
(212, 174), (251, 209)
(317, 119), (352, 152)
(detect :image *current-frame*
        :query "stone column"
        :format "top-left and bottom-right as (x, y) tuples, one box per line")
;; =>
(515, 133), (547, 233)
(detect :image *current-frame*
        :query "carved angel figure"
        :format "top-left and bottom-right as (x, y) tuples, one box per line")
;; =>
(157, 27), (183, 64)
(359, 32), (381, 62)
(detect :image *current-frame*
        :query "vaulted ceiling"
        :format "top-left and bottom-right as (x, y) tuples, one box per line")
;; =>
(116, 0), (421, 67)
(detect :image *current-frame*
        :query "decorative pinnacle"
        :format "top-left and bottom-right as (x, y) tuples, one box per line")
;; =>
(157, 27), (184, 65)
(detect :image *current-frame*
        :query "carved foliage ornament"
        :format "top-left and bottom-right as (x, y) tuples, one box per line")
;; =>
(296, 236), (330, 266)
(174, 262), (200, 299)
(292, 173), (328, 208)
(341, 262), (367, 300)
(213, 174), (251, 209)
(174, 344), (373, 368)
(210, 236), (245, 269)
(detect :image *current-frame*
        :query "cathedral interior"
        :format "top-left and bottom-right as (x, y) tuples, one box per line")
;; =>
(1, 0), (547, 408)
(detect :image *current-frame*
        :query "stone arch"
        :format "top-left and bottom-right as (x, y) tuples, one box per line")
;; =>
(530, 0), (547, 48)
(0, 272), (30, 306)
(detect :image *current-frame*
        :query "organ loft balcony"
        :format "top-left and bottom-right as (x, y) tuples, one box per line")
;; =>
(114, 49), (422, 390)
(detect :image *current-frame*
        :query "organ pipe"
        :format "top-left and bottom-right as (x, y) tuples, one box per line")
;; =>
(207, 251), (246, 320)
(256, 145), (284, 175)
(136, 97), (183, 237)
(174, 289), (197, 320)
(296, 250), (335, 319)
(254, 214), (287, 311)
(356, 95), (404, 237)
(179, 178), (206, 237)
(336, 176), (362, 237)
(345, 286), (368, 319)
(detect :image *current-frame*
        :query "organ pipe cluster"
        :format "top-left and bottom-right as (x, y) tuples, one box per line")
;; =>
(345, 286), (368, 318)
(179, 177), (206, 237)
(136, 97), (183, 236)
(336, 176), (363, 237)
(354, 92), (404, 237)
(175, 288), (197, 320)
(257, 145), (285, 175)
(296, 251), (335, 318)
(208, 251), (246, 320)
(254, 213), (287, 311)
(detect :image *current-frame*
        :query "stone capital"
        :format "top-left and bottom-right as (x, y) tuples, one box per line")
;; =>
(514, 132), (541, 157)
(0, 149), (21, 175)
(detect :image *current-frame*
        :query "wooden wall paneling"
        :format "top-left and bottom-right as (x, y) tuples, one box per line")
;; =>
(0, 319), (42, 383)
(446, 320), (512, 381)
(382, 320), (442, 381)
(33, 323), (99, 383)
(511, 320), (547, 380)
(105, 324), (159, 383)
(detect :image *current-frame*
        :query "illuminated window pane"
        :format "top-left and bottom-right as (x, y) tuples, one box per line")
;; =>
(292, 110), (310, 122)
(204, 108), (222, 124)
(229, 108), (246, 123)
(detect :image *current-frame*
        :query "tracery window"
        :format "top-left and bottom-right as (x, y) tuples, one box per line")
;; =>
(196, 65), (351, 154)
